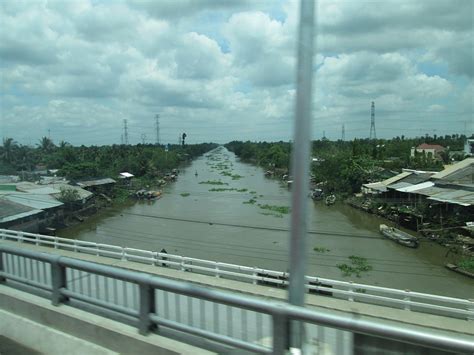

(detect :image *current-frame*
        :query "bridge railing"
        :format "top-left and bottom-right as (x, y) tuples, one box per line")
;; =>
(1, 228), (473, 321)
(1, 244), (473, 354)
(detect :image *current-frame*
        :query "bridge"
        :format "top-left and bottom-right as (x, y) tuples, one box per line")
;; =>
(1, 229), (473, 354)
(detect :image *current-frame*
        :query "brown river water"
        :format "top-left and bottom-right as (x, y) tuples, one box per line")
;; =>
(59, 147), (473, 298)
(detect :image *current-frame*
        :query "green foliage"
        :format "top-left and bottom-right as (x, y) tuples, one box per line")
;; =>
(313, 246), (331, 253)
(337, 255), (373, 277)
(226, 135), (467, 194)
(199, 180), (228, 185)
(180, 192), (190, 197)
(57, 187), (80, 203)
(0, 138), (217, 178)
(258, 204), (291, 214)
(243, 198), (257, 204)
(458, 257), (474, 272)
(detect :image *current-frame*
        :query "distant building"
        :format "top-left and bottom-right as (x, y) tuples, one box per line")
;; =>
(465, 138), (474, 156)
(410, 143), (445, 160)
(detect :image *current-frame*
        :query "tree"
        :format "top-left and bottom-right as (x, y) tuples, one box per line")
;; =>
(38, 137), (56, 153)
(1, 137), (17, 163)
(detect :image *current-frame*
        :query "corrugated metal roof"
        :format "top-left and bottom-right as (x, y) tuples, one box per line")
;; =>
(382, 171), (412, 186)
(0, 199), (32, 218)
(431, 158), (474, 179)
(387, 182), (413, 190)
(28, 187), (61, 195)
(363, 171), (412, 192)
(427, 189), (474, 206)
(3, 193), (64, 210)
(397, 172), (434, 184)
(397, 181), (434, 193)
(77, 178), (116, 187)
(0, 209), (43, 223)
(49, 183), (93, 200)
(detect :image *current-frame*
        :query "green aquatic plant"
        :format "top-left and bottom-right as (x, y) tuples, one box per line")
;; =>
(313, 246), (331, 253)
(243, 198), (257, 204)
(337, 255), (372, 278)
(199, 180), (229, 185)
(259, 212), (283, 218)
(258, 204), (291, 214)
(180, 192), (190, 197)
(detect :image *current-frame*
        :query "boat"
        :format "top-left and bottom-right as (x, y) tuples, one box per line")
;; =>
(379, 224), (419, 248)
(310, 188), (324, 201)
(135, 189), (162, 200)
(195, 170), (198, 176)
(325, 194), (336, 205)
(445, 263), (474, 279)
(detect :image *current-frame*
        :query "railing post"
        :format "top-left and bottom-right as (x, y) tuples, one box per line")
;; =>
(138, 281), (156, 335)
(180, 257), (185, 271)
(73, 240), (78, 252)
(252, 267), (258, 285)
(54, 237), (58, 249)
(51, 258), (67, 306)
(348, 281), (354, 302)
(272, 310), (289, 355)
(404, 289), (411, 311)
(35, 235), (40, 246)
(122, 250), (127, 261)
(468, 299), (474, 321)
(215, 263), (220, 278)
(0, 251), (5, 283)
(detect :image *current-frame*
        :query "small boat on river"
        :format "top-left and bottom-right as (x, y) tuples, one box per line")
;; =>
(325, 194), (336, 205)
(445, 263), (474, 279)
(379, 224), (419, 248)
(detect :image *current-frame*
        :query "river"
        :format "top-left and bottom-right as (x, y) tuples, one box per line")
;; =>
(59, 147), (473, 298)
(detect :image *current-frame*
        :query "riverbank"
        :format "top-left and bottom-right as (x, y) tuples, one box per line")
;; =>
(347, 195), (474, 275)
(57, 147), (474, 298)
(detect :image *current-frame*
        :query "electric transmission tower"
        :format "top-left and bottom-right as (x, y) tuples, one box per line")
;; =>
(369, 101), (376, 139)
(123, 119), (129, 145)
(342, 124), (345, 141)
(155, 114), (160, 145)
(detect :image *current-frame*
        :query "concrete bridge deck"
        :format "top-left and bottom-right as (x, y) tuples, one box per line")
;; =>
(1, 240), (473, 354)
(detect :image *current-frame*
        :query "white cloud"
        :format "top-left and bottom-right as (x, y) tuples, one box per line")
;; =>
(0, 0), (472, 144)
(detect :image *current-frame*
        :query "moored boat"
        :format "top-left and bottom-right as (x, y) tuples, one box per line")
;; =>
(325, 194), (336, 205)
(445, 263), (474, 279)
(379, 224), (419, 248)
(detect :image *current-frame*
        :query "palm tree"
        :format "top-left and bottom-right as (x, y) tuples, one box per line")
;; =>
(38, 137), (56, 153)
(1, 137), (18, 163)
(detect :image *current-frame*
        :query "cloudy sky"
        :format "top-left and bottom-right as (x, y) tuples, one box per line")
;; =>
(0, 0), (473, 146)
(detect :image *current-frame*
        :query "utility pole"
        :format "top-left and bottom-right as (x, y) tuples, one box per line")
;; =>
(342, 124), (345, 141)
(369, 101), (376, 139)
(123, 119), (129, 145)
(155, 114), (160, 145)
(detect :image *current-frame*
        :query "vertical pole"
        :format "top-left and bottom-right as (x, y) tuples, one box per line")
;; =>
(51, 258), (67, 306)
(288, 0), (316, 350)
(138, 282), (156, 335)
(0, 251), (5, 283)
(272, 312), (289, 354)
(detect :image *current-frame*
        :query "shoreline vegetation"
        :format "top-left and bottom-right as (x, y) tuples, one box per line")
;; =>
(0, 137), (217, 229)
(225, 138), (473, 275)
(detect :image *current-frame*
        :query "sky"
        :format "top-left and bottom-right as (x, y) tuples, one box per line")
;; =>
(0, 0), (473, 146)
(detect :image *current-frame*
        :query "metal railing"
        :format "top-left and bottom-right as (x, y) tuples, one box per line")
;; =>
(1, 228), (473, 321)
(1, 244), (473, 354)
